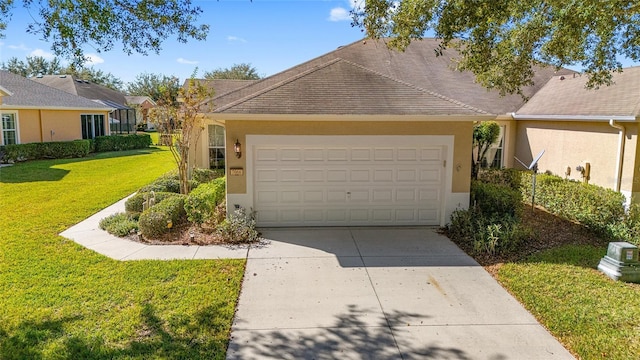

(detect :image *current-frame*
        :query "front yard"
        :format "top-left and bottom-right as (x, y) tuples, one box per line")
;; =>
(0, 148), (245, 359)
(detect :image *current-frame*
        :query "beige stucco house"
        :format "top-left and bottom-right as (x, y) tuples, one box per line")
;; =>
(191, 39), (568, 227)
(510, 67), (640, 204)
(0, 70), (112, 145)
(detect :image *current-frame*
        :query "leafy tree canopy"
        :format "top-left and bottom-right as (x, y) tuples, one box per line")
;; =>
(0, 0), (208, 67)
(352, 0), (640, 96)
(1, 55), (124, 90)
(204, 63), (262, 80)
(126, 73), (181, 106)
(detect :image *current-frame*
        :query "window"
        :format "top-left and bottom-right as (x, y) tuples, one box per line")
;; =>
(482, 125), (505, 168)
(81, 114), (105, 139)
(1, 113), (18, 145)
(208, 125), (226, 171)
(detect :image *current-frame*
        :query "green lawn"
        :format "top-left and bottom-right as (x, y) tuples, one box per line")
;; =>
(497, 245), (640, 359)
(0, 148), (245, 359)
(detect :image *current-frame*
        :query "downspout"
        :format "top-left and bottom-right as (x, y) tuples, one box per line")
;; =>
(609, 119), (626, 192)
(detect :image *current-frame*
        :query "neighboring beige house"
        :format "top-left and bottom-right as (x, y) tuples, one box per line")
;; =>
(511, 66), (640, 204)
(192, 38), (569, 227)
(31, 75), (136, 134)
(125, 96), (157, 130)
(0, 70), (112, 145)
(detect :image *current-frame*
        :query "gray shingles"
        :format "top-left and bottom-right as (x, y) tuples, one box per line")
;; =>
(517, 67), (640, 117)
(0, 70), (111, 109)
(210, 38), (573, 116)
(31, 75), (128, 108)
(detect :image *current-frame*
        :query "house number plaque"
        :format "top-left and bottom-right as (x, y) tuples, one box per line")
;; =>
(229, 168), (244, 176)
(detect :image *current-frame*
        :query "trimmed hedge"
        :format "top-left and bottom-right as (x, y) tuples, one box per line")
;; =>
(138, 195), (187, 238)
(125, 191), (183, 217)
(472, 180), (523, 218)
(185, 177), (226, 225)
(94, 134), (151, 152)
(521, 173), (626, 237)
(1, 140), (90, 162)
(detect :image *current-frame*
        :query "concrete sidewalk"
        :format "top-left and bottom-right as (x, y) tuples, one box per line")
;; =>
(227, 227), (575, 359)
(59, 196), (248, 260)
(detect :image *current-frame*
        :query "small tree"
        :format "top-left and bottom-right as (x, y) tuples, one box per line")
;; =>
(150, 72), (214, 194)
(472, 121), (501, 180)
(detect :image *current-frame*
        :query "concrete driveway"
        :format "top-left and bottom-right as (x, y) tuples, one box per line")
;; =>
(227, 227), (574, 360)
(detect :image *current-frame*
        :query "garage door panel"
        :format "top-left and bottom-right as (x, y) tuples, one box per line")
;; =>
(253, 140), (445, 226)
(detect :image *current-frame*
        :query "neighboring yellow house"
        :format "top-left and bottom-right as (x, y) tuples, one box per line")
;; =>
(0, 71), (112, 145)
(511, 67), (640, 205)
(190, 39), (568, 227)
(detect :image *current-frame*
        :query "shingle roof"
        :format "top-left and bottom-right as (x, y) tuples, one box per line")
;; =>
(516, 67), (640, 117)
(0, 70), (112, 110)
(31, 75), (129, 109)
(125, 95), (157, 106)
(210, 38), (574, 116)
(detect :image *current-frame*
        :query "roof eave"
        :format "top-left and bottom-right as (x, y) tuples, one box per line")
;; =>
(204, 113), (496, 122)
(511, 113), (638, 122)
(0, 105), (115, 112)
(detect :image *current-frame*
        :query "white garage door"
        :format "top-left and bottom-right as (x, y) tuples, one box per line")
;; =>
(250, 136), (447, 227)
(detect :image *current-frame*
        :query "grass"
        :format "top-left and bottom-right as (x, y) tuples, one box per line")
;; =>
(493, 224), (640, 359)
(0, 148), (245, 359)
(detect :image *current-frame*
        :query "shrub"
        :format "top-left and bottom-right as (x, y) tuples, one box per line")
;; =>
(521, 173), (626, 237)
(125, 191), (183, 217)
(448, 208), (531, 255)
(93, 134), (151, 152)
(138, 195), (187, 239)
(139, 177), (181, 193)
(217, 207), (260, 244)
(185, 177), (226, 225)
(1, 140), (90, 162)
(192, 168), (222, 184)
(478, 168), (523, 191)
(472, 181), (523, 218)
(99, 212), (138, 237)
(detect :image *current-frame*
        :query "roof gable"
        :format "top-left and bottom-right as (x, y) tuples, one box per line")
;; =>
(211, 38), (574, 116)
(31, 75), (128, 108)
(217, 58), (488, 115)
(517, 67), (640, 117)
(0, 70), (111, 110)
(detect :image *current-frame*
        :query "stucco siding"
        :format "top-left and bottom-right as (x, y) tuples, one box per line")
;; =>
(515, 120), (639, 198)
(210, 119), (473, 196)
(12, 109), (110, 144)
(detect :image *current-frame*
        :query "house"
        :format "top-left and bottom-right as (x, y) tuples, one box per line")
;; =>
(31, 75), (136, 134)
(191, 38), (571, 227)
(125, 96), (156, 130)
(511, 67), (640, 204)
(0, 70), (112, 145)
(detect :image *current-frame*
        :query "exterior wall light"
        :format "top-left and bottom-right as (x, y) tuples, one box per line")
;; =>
(234, 139), (242, 158)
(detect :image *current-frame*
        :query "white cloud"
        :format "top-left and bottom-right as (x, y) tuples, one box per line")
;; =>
(85, 53), (104, 65)
(8, 43), (29, 51)
(227, 36), (247, 43)
(29, 48), (56, 60)
(329, 7), (350, 22)
(177, 57), (198, 65)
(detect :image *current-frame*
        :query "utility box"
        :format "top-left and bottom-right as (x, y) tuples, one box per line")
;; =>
(598, 242), (640, 283)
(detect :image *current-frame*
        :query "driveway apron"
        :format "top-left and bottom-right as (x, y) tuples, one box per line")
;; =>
(227, 227), (574, 360)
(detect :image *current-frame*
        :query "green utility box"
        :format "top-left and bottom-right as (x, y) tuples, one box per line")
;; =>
(597, 242), (640, 283)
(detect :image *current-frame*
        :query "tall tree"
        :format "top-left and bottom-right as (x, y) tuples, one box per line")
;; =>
(1, 56), (63, 77)
(352, 1), (640, 96)
(149, 72), (214, 194)
(126, 73), (181, 105)
(0, 0), (208, 67)
(204, 63), (262, 80)
(1, 56), (124, 90)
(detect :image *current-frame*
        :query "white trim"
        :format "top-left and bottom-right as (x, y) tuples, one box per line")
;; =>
(0, 85), (13, 97)
(1, 111), (20, 145)
(241, 134), (455, 227)
(511, 113), (637, 122)
(0, 105), (114, 112)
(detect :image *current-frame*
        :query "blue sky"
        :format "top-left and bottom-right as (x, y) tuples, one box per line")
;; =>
(1, 0), (639, 85)
(1, 0), (366, 84)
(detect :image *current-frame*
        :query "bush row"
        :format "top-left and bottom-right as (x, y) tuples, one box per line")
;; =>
(138, 195), (187, 238)
(125, 191), (184, 218)
(93, 134), (151, 152)
(1, 140), (90, 162)
(184, 177), (226, 225)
